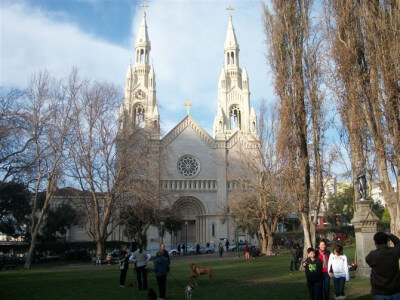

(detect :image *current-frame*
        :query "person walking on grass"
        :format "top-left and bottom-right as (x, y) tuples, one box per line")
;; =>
(303, 247), (323, 300)
(316, 239), (331, 300)
(129, 245), (151, 291)
(119, 244), (130, 288)
(148, 251), (170, 300)
(244, 244), (250, 259)
(328, 245), (349, 300)
(290, 243), (300, 272)
(219, 242), (224, 257)
(366, 232), (400, 299)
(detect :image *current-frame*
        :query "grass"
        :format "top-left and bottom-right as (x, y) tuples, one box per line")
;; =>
(0, 247), (372, 300)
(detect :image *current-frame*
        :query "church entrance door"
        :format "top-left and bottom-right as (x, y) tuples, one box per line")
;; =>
(172, 197), (206, 245)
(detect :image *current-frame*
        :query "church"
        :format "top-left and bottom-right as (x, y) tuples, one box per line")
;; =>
(117, 8), (258, 249)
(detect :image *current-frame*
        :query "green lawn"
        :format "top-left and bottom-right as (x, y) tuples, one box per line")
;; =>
(0, 247), (372, 299)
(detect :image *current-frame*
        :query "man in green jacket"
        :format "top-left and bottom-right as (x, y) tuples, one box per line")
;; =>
(149, 251), (170, 300)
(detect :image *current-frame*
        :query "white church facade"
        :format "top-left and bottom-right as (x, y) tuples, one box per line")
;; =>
(67, 9), (259, 249)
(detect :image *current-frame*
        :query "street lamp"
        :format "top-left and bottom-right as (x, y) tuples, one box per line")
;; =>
(160, 221), (164, 245)
(235, 219), (240, 258)
(185, 220), (188, 256)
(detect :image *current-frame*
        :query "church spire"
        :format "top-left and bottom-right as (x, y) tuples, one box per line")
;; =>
(120, 3), (160, 139)
(224, 6), (239, 68)
(135, 4), (151, 65)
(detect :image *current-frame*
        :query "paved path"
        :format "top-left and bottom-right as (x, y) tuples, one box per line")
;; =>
(33, 251), (244, 271)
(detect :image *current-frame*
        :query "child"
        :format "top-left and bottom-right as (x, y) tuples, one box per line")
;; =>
(328, 245), (349, 300)
(303, 247), (323, 300)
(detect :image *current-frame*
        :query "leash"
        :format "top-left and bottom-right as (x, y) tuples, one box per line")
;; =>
(168, 270), (187, 289)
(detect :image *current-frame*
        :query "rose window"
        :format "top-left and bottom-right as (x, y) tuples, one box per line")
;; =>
(177, 155), (200, 177)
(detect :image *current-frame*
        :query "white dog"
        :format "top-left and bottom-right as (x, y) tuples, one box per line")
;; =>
(185, 284), (194, 299)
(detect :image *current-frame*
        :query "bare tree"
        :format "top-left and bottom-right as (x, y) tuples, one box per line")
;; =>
(264, 0), (314, 261)
(0, 87), (33, 183)
(326, 0), (400, 235)
(229, 101), (293, 255)
(24, 70), (76, 268)
(69, 77), (162, 256)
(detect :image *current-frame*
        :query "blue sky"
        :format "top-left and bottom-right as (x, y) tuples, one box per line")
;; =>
(1, 0), (274, 135)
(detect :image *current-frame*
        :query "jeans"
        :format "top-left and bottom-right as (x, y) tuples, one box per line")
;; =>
(156, 275), (167, 298)
(120, 268), (128, 286)
(136, 265), (148, 290)
(374, 293), (400, 300)
(290, 260), (298, 271)
(307, 280), (322, 300)
(333, 276), (346, 296)
(321, 272), (330, 300)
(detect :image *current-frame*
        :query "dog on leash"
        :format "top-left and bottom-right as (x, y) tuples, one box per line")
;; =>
(147, 288), (157, 300)
(185, 284), (194, 299)
(189, 263), (213, 286)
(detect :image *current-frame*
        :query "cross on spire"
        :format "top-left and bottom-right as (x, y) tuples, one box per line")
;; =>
(140, 2), (149, 14)
(226, 5), (234, 17)
(183, 99), (193, 115)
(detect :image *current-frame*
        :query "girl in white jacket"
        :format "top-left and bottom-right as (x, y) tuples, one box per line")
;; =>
(328, 245), (349, 300)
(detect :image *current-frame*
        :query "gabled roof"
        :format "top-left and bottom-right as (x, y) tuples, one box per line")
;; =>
(162, 115), (216, 148)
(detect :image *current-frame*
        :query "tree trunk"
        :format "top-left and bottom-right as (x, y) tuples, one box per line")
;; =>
(96, 240), (105, 257)
(259, 222), (267, 255)
(300, 212), (312, 270)
(266, 233), (274, 256)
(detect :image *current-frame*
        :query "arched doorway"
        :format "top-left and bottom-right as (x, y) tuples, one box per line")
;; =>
(172, 197), (206, 245)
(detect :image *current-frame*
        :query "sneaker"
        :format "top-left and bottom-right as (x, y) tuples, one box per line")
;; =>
(120, 285), (125, 288)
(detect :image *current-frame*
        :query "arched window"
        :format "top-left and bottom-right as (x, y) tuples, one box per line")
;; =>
(134, 105), (145, 128)
(230, 105), (241, 130)
(226, 53), (230, 65)
(231, 52), (235, 65)
(140, 49), (144, 62)
(219, 121), (222, 131)
(252, 121), (256, 132)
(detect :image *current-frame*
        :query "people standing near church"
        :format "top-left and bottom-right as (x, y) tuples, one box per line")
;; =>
(196, 243), (200, 255)
(129, 245), (151, 291)
(244, 244), (250, 259)
(160, 244), (170, 265)
(149, 251), (170, 300)
(365, 232), (400, 299)
(328, 245), (349, 300)
(316, 239), (331, 300)
(219, 242), (224, 257)
(182, 243), (186, 255)
(119, 244), (130, 288)
(96, 253), (102, 266)
(303, 247), (323, 300)
(177, 244), (181, 256)
(290, 243), (300, 271)
(225, 239), (230, 252)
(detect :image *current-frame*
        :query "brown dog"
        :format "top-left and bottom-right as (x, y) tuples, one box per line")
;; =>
(189, 263), (213, 286)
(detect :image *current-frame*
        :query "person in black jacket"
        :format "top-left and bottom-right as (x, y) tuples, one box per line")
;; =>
(365, 232), (400, 298)
(303, 247), (323, 300)
(160, 244), (170, 265)
(119, 244), (130, 288)
(290, 243), (300, 271)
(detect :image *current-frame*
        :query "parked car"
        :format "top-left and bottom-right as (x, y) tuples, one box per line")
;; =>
(332, 233), (347, 241)
(169, 248), (180, 255)
(188, 245), (215, 255)
(229, 242), (250, 252)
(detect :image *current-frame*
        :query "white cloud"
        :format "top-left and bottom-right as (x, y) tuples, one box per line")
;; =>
(1, 0), (274, 135)
(0, 2), (129, 88)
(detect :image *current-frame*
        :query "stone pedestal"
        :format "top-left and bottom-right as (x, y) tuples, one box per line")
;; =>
(351, 200), (379, 278)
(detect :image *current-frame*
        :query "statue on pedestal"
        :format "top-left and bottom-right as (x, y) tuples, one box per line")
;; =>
(356, 160), (367, 200)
